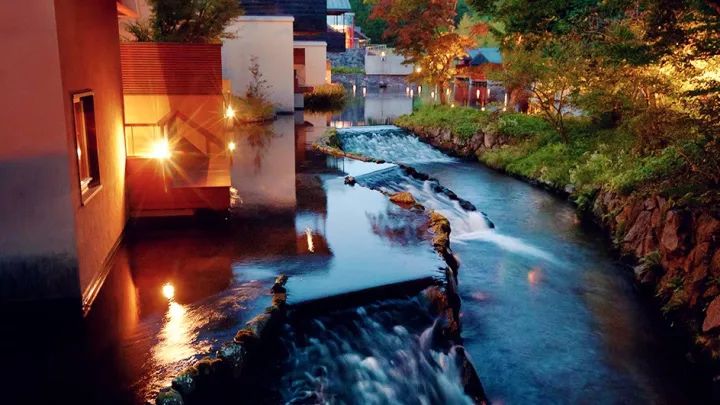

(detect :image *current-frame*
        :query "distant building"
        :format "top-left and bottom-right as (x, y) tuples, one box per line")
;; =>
(454, 47), (503, 105)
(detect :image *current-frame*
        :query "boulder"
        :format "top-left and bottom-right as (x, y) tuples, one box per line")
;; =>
(156, 387), (184, 405)
(661, 210), (689, 257)
(389, 191), (416, 205)
(171, 367), (198, 397)
(703, 296), (720, 332)
(344, 176), (356, 186)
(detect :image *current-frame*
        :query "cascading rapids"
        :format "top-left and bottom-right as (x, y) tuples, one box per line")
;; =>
(279, 298), (474, 405)
(338, 126), (454, 165)
(342, 126), (555, 262)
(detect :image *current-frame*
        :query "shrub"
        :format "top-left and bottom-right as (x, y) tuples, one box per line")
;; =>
(396, 105), (489, 140)
(232, 96), (275, 123)
(304, 84), (347, 112)
(497, 113), (552, 138)
(332, 66), (365, 74)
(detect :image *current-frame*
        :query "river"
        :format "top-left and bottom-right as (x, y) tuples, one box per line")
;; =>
(2, 88), (705, 404)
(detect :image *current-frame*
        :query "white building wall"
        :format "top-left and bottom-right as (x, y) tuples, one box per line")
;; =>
(222, 16), (295, 113)
(294, 41), (328, 87)
(365, 47), (413, 75)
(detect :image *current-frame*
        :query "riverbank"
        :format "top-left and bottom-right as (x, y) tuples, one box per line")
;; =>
(395, 105), (720, 380)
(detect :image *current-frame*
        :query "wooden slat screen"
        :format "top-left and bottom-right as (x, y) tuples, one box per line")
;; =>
(120, 43), (222, 95)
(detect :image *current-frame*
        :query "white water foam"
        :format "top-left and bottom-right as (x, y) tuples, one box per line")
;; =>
(407, 182), (556, 262)
(339, 126), (454, 164)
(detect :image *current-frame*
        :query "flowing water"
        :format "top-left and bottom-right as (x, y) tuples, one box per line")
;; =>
(337, 124), (705, 404)
(3, 89), (706, 404)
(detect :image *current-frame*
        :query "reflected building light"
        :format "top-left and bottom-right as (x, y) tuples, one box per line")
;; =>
(352, 84), (356, 94)
(415, 66), (422, 73)
(362, 87), (367, 96)
(305, 227), (315, 253)
(405, 86), (410, 95)
(154, 301), (197, 364)
(476, 89), (481, 99)
(528, 268), (541, 285)
(410, 89), (414, 97)
(503, 93), (508, 112)
(418, 85), (422, 95)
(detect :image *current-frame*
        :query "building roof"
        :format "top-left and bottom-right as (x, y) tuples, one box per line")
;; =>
(327, 0), (352, 14)
(467, 48), (502, 65)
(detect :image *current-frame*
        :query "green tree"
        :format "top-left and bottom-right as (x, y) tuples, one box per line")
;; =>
(127, 0), (243, 43)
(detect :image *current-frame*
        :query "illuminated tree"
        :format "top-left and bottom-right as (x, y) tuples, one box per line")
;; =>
(370, 0), (479, 103)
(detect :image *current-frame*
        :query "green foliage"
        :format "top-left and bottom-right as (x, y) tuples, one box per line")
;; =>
(350, 0), (388, 44)
(395, 105), (490, 140)
(304, 84), (348, 112)
(126, 0), (242, 43)
(332, 66), (366, 74)
(231, 96), (275, 123)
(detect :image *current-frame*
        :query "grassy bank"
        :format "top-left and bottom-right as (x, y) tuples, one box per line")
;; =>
(397, 105), (719, 208)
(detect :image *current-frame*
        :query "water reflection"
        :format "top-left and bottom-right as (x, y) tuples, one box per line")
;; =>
(231, 116), (297, 213)
(331, 89), (414, 127)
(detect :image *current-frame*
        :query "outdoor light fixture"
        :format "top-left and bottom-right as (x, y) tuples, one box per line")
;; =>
(416, 66), (422, 73)
(149, 138), (171, 160)
(418, 86), (422, 94)
(228, 141), (237, 152)
(352, 84), (357, 94)
(225, 105), (236, 119)
(162, 282), (175, 300)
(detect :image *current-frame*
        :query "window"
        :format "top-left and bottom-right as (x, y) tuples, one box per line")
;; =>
(72, 92), (101, 203)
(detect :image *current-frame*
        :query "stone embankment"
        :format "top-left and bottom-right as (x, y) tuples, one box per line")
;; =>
(398, 121), (720, 376)
(156, 275), (289, 405)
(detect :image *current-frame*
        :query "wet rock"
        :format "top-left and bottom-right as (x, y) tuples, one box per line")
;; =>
(703, 296), (720, 332)
(171, 367), (198, 396)
(459, 200), (476, 211)
(156, 387), (184, 405)
(454, 346), (488, 405)
(389, 191), (416, 205)
(271, 274), (289, 293)
(233, 328), (260, 348)
(245, 313), (272, 338)
(195, 357), (223, 377)
(661, 210), (690, 257)
(217, 343), (247, 376)
(344, 176), (356, 186)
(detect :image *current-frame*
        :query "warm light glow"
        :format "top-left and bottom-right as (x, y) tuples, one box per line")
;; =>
(431, 91), (435, 99)
(362, 87), (367, 96)
(149, 138), (171, 160)
(305, 227), (315, 253)
(381, 51), (386, 58)
(410, 89), (414, 97)
(476, 89), (481, 99)
(415, 66), (422, 73)
(451, 103), (456, 108)
(352, 84), (357, 94)
(228, 141), (237, 152)
(225, 105), (236, 119)
(418, 85), (422, 94)
(162, 282), (175, 300)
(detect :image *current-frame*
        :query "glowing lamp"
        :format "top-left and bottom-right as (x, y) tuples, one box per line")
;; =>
(162, 282), (175, 300)
(415, 66), (422, 73)
(225, 105), (236, 119)
(228, 141), (237, 152)
(150, 138), (171, 160)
